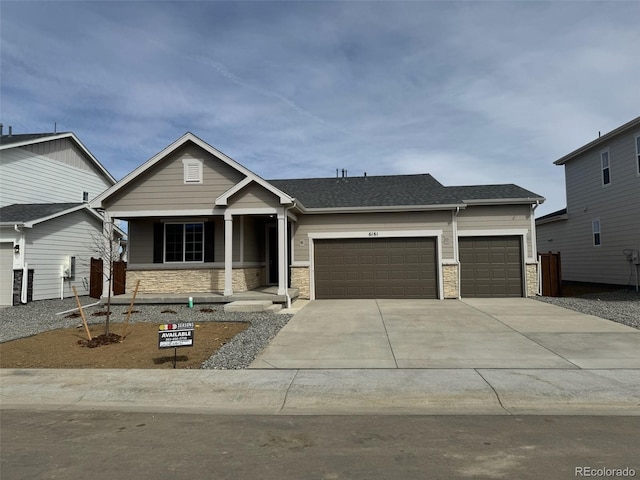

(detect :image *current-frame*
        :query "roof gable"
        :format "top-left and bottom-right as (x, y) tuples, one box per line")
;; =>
(92, 132), (293, 208)
(0, 132), (115, 184)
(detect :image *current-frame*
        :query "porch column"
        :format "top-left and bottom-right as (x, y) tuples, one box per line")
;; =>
(224, 212), (234, 296)
(277, 208), (288, 296)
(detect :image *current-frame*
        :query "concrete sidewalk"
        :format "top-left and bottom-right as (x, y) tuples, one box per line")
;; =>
(2, 298), (639, 416)
(1, 368), (639, 415)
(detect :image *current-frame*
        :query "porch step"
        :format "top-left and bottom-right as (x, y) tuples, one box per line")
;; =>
(224, 300), (276, 313)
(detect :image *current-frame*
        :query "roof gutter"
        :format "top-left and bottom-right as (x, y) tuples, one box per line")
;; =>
(299, 204), (467, 214)
(462, 197), (545, 206)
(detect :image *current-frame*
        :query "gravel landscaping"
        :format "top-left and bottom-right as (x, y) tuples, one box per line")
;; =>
(535, 289), (640, 330)
(0, 297), (292, 369)
(2, 290), (637, 369)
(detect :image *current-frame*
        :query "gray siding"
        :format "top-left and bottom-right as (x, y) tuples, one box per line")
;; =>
(293, 211), (453, 263)
(105, 143), (246, 211)
(0, 144), (112, 206)
(537, 128), (640, 285)
(25, 210), (104, 300)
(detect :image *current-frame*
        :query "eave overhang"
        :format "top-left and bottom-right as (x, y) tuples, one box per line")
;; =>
(554, 116), (640, 166)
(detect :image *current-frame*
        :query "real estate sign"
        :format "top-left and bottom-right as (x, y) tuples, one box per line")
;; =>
(158, 322), (195, 348)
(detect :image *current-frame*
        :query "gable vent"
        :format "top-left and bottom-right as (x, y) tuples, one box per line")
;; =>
(182, 158), (203, 184)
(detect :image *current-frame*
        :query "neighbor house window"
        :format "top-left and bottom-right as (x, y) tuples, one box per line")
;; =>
(601, 150), (610, 185)
(183, 158), (203, 184)
(165, 223), (204, 262)
(592, 219), (601, 246)
(636, 135), (640, 175)
(82, 191), (89, 202)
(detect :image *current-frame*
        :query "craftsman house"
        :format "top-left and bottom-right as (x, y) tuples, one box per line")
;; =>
(91, 132), (544, 301)
(536, 116), (640, 290)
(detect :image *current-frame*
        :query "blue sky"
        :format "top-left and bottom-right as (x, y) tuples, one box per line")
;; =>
(1, 1), (638, 217)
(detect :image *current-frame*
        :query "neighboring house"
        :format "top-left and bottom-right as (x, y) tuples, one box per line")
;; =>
(91, 132), (544, 301)
(0, 130), (118, 305)
(536, 116), (640, 289)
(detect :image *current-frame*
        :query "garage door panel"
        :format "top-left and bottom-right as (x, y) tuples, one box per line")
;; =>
(314, 237), (437, 299)
(460, 236), (523, 298)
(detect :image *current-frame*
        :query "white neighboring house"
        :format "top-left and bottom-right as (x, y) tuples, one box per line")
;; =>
(0, 130), (121, 305)
(536, 116), (640, 290)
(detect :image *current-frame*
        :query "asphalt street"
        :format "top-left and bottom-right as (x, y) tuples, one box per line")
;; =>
(1, 410), (638, 480)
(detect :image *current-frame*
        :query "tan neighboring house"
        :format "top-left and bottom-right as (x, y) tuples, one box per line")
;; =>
(91, 132), (545, 301)
(536, 116), (640, 289)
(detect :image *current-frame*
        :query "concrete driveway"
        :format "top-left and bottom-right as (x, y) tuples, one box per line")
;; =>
(250, 298), (640, 369)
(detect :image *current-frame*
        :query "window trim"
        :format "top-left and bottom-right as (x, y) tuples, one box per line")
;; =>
(600, 149), (610, 186)
(635, 134), (640, 176)
(182, 158), (203, 184)
(164, 222), (204, 263)
(592, 218), (601, 247)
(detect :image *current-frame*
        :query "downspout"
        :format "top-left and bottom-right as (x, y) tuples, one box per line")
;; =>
(284, 199), (297, 309)
(453, 207), (461, 299)
(531, 201), (541, 296)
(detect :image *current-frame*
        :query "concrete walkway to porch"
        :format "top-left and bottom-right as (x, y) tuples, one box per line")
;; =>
(108, 286), (300, 305)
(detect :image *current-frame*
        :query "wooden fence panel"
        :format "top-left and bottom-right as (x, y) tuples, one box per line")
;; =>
(540, 252), (562, 297)
(113, 261), (127, 295)
(90, 257), (103, 299)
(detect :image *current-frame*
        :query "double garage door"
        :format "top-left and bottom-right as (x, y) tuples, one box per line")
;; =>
(313, 235), (523, 299)
(314, 237), (438, 299)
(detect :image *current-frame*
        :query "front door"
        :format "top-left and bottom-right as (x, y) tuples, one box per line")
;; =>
(267, 225), (278, 284)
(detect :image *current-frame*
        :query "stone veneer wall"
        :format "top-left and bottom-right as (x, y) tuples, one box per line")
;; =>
(526, 263), (539, 297)
(442, 264), (459, 299)
(126, 267), (265, 294)
(290, 266), (310, 299)
(232, 267), (265, 292)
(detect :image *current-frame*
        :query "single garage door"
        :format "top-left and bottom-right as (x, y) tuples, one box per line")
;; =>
(314, 237), (438, 299)
(0, 243), (13, 306)
(459, 236), (523, 297)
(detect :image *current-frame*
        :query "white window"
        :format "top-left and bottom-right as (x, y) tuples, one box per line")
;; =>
(636, 135), (640, 175)
(165, 223), (204, 262)
(592, 219), (601, 246)
(601, 150), (610, 185)
(182, 158), (203, 184)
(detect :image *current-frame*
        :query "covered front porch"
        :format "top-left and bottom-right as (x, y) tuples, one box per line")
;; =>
(109, 208), (297, 303)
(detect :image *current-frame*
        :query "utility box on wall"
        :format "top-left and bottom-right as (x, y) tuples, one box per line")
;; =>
(62, 256), (76, 280)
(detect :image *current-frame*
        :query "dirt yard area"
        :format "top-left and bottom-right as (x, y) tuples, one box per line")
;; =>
(0, 321), (248, 369)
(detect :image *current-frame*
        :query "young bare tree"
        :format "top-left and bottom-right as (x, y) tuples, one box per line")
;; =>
(87, 217), (122, 336)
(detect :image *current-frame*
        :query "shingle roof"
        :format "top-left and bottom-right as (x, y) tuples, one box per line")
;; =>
(536, 208), (567, 222)
(0, 203), (84, 223)
(268, 174), (543, 209)
(0, 133), (64, 146)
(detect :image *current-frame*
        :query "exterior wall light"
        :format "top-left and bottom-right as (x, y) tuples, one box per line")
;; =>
(14, 244), (20, 254)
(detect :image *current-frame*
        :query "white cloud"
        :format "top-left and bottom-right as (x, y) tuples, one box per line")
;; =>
(1, 1), (638, 219)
